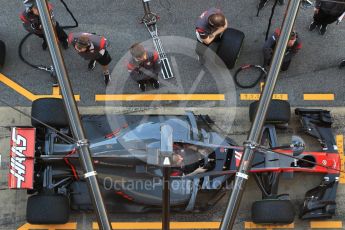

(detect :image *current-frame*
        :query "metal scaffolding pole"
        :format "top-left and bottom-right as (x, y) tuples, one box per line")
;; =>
(219, 0), (301, 229)
(160, 124), (173, 230)
(35, 1), (112, 229)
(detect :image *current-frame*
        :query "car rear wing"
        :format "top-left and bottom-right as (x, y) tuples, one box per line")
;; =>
(295, 108), (337, 152)
(8, 127), (35, 189)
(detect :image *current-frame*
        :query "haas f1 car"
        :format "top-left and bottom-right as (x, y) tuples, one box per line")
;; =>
(8, 98), (340, 224)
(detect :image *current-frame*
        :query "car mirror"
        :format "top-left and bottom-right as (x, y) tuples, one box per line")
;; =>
(291, 135), (305, 156)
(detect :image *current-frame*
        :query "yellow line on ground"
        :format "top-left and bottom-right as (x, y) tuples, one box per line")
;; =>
(92, 222), (220, 229)
(310, 221), (343, 229)
(95, 94), (225, 101)
(240, 94), (288, 101)
(52, 86), (60, 95)
(260, 82), (265, 92)
(303, 94), (335, 101)
(0, 73), (80, 101)
(35, 94), (81, 101)
(0, 73), (38, 101)
(244, 222), (294, 229)
(17, 222), (77, 230)
(336, 135), (345, 184)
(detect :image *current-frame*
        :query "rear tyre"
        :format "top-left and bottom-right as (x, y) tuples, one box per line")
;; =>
(26, 194), (70, 224)
(31, 98), (69, 128)
(216, 28), (245, 69)
(249, 100), (291, 124)
(252, 199), (295, 224)
(217, 28), (245, 69)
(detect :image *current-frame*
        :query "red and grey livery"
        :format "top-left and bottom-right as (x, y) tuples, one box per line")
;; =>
(7, 98), (341, 224)
(8, 127), (35, 189)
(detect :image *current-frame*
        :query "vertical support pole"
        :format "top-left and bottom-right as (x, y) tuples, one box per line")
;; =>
(160, 124), (173, 230)
(219, 1), (301, 229)
(142, 0), (151, 15)
(35, 1), (112, 229)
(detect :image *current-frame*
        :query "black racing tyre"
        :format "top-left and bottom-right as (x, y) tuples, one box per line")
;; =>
(0, 40), (5, 69)
(216, 28), (245, 69)
(31, 98), (69, 128)
(249, 100), (291, 124)
(252, 199), (295, 224)
(26, 194), (70, 224)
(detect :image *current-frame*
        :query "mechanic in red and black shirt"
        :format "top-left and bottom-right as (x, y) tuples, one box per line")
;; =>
(127, 43), (161, 92)
(195, 7), (228, 63)
(20, 0), (68, 50)
(68, 32), (112, 86)
(195, 7), (228, 45)
(263, 28), (302, 71)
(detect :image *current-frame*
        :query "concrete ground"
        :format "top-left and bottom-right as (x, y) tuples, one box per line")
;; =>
(0, 0), (344, 107)
(0, 0), (345, 229)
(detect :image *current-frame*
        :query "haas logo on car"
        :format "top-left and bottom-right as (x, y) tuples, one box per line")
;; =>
(8, 127), (35, 189)
(10, 133), (27, 188)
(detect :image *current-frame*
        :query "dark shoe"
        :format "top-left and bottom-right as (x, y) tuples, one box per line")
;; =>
(52, 77), (58, 86)
(139, 83), (146, 92)
(104, 73), (110, 86)
(152, 80), (160, 89)
(339, 60), (345, 69)
(319, 25), (327, 35)
(62, 39), (69, 49)
(42, 41), (48, 50)
(309, 21), (317, 31)
(88, 60), (96, 70)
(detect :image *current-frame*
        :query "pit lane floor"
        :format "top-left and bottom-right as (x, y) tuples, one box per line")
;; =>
(0, 0), (344, 107)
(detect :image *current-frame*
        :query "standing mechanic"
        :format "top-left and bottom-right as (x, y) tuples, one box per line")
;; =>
(127, 43), (161, 92)
(195, 7), (228, 62)
(20, 0), (68, 50)
(263, 28), (302, 71)
(309, 0), (345, 35)
(68, 32), (112, 86)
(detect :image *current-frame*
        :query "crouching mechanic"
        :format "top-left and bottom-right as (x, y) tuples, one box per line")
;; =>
(68, 32), (112, 86)
(127, 43), (161, 92)
(20, 0), (68, 50)
(263, 28), (302, 71)
(195, 7), (228, 62)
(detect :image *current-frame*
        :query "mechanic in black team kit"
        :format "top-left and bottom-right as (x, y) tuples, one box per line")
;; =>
(195, 7), (228, 62)
(309, 0), (345, 35)
(68, 32), (112, 86)
(127, 43), (161, 92)
(263, 28), (302, 71)
(20, 0), (68, 50)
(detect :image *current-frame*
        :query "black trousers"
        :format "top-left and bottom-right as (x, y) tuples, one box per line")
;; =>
(313, 10), (340, 27)
(36, 22), (68, 44)
(280, 59), (291, 71)
(137, 78), (159, 85)
(130, 71), (159, 85)
(264, 58), (291, 71)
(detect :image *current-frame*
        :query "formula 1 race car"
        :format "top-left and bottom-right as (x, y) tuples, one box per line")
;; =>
(8, 98), (340, 224)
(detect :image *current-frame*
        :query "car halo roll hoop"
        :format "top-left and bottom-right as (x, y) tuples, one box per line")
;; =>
(141, 0), (174, 80)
